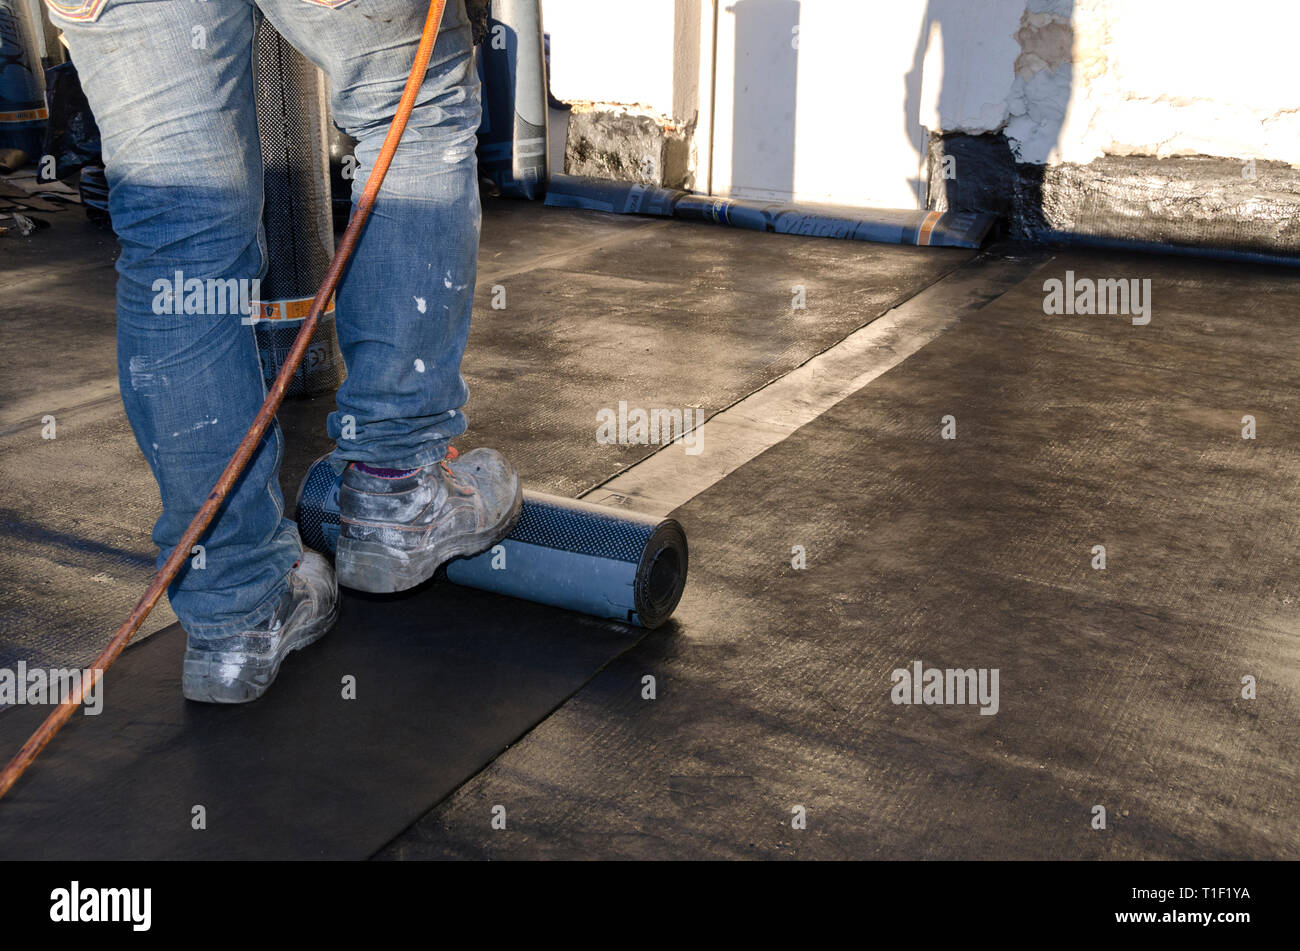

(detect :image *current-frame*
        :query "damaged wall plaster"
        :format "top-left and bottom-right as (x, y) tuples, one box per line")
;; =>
(906, 0), (1299, 172)
(545, 0), (1299, 207)
(978, 0), (1300, 169)
(546, 0), (707, 188)
(564, 103), (696, 189)
(1005, 0), (1074, 164)
(1056, 0), (1300, 168)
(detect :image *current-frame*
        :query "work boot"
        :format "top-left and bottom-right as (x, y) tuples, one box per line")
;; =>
(182, 551), (338, 704)
(336, 446), (523, 594)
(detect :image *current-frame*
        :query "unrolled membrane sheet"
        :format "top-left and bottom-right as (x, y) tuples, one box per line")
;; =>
(544, 174), (997, 249)
(294, 457), (688, 629)
(540, 175), (686, 217)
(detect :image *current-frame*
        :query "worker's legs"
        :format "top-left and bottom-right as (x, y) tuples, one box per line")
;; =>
(54, 0), (512, 648)
(49, 0), (303, 641)
(257, 0), (480, 471)
(263, 0), (521, 594)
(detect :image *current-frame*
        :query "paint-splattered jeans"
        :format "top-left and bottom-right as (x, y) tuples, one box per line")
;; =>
(49, 0), (480, 639)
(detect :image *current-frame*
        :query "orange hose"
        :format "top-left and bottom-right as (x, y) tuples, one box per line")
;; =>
(0, 0), (450, 802)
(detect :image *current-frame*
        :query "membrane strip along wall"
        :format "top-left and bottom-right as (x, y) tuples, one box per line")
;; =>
(294, 456), (688, 630)
(544, 173), (998, 249)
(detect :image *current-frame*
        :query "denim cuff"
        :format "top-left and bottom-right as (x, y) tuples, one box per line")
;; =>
(175, 524), (301, 642)
(329, 436), (451, 474)
(179, 574), (289, 643)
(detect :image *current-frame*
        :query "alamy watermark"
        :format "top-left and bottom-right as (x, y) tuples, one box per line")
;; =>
(50, 882), (150, 931)
(151, 271), (260, 318)
(1043, 270), (1151, 325)
(596, 401), (704, 455)
(890, 660), (999, 715)
(0, 663), (104, 715)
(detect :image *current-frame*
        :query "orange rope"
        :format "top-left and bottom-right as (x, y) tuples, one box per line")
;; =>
(0, 0), (450, 801)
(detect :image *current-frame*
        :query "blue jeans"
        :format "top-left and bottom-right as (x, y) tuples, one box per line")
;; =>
(49, 0), (480, 639)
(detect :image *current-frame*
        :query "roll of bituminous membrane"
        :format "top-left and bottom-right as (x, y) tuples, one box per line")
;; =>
(476, 0), (549, 199)
(251, 20), (345, 397)
(294, 456), (688, 629)
(0, 0), (47, 157)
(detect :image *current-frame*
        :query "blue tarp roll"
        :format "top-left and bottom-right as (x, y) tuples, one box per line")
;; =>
(544, 174), (997, 249)
(541, 176), (686, 217)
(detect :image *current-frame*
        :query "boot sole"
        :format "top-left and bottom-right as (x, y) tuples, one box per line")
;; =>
(336, 482), (524, 594)
(181, 598), (339, 704)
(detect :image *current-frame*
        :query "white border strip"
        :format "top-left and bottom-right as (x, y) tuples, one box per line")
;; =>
(581, 253), (1048, 516)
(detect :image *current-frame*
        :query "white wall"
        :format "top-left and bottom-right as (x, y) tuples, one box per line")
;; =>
(711, 0), (937, 207)
(543, 0), (1300, 208)
(1059, 0), (1300, 167)
(545, 0), (683, 116)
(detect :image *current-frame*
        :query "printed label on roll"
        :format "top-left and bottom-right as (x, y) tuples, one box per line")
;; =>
(248, 295), (337, 321)
(0, 106), (47, 123)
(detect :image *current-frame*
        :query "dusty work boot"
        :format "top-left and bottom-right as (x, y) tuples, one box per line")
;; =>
(182, 551), (338, 704)
(336, 446), (523, 594)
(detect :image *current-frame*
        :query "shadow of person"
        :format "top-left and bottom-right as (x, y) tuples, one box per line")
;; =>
(904, 0), (1075, 240)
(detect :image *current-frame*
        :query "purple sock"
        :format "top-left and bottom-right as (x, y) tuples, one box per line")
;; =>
(353, 462), (420, 479)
